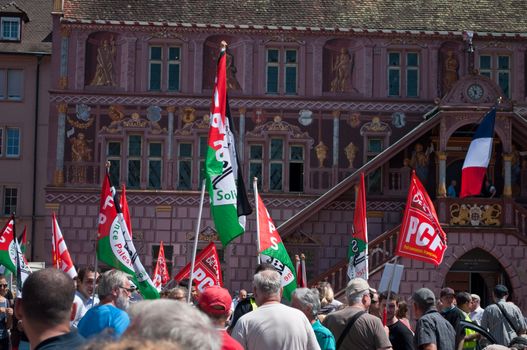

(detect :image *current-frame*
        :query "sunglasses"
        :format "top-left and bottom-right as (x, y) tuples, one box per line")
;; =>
(119, 286), (136, 293)
(0, 284), (7, 288)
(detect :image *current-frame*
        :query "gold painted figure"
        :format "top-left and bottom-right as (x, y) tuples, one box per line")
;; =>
(442, 50), (458, 94)
(70, 133), (92, 184)
(330, 48), (352, 92)
(90, 38), (116, 86)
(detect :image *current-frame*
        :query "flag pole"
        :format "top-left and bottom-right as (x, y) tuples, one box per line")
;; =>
(253, 177), (261, 265)
(383, 256), (399, 326)
(187, 178), (206, 303)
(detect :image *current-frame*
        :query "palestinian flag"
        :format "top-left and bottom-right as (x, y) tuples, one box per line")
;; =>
(205, 43), (252, 247)
(347, 172), (368, 280)
(0, 217), (17, 273)
(256, 192), (296, 300)
(97, 174), (159, 299)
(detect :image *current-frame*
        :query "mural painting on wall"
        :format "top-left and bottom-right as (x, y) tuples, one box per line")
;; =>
(410, 143), (431, 184)
(345, 142), (357, 169)
(67, 104), (95, 184)
(441, 49), (459, 95)
(330, 48), (353, 93)
(450, 203), (501, 226)
(315, 141), (328, 168)
(203, 37), (241, 91)
(86, 33), (118, 87)
(347, 112), (361, 128)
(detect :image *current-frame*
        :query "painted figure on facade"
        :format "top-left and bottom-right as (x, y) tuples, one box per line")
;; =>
(315, 141), (329, 168)
(226, 51), (241, 91)
(90, 38), (116, 86)
(442, 50), (458, 94)
(330, 48), (352, 92)
(70, 133), (92, 184)
(410, 143), (430, 183)
(345, 142), (358, 169)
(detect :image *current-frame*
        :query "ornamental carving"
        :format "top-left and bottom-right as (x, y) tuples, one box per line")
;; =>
(247, 116), (313, 143)
(174, 115), (210, 136)
(186, 226), (219, 242)
(450, 203), (501, 226)
(101, 112), (167, 134)
(360, 116), (390, 133)
(67, 105), (95, 130)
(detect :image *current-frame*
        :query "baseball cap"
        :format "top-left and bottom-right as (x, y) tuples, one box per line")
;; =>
(413, 288), (436, 307)
(440, 287), (455, 298)
(346, 278), (376, 295)
(198, 285), (232, 316)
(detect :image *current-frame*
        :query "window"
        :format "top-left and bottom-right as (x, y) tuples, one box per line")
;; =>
(269, 138), (284, 191)
(266, 48), (298, 94)
(148, 143), (162, 189)
(479, 54), (510, 98)
(249, 144), (263, 191)
(127, 135), (142, 188)
(0, 127), (20, 158)
(2, 187), (17, 216)
(366, 138), (383, 193)
(289, 145), (304, 192)
(148, 45), (181, 92)
(388, 51), (419, 97)
(0, 69), (23, 100)
(1, 17), (20, 41)
(178, 143), (192, 190)
(107, 141), (121, 186)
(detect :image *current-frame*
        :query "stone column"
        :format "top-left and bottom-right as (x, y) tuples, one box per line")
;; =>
(54, 103), (68, 186)
(58, 27), (70, 89)
(437, 151), (447, 197)
(238, 107), (246, 164)
(503, 153), (513, 198)
(332, 110), (340, 167)
(166, 106), (175, 160)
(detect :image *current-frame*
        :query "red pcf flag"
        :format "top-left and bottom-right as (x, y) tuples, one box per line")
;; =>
(174, 242), (223, 292)
(395, 172), (447, 266)
(153, 241), (170, 291)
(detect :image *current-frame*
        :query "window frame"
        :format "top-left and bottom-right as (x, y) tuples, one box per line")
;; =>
(1, 185), (19, 216)
(0, 16), (21, 41)
(0, 68), (24, 101)
(478, 53), (511, 98)
(265, 46), (299, 95)
(386, 50), (420, 98)
(147, 44), (182, 93)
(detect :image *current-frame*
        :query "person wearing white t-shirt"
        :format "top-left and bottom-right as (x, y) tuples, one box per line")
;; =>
(71, 267), (99, 327)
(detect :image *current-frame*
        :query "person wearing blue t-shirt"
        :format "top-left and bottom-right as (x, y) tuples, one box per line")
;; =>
(78, 270), (132, 339)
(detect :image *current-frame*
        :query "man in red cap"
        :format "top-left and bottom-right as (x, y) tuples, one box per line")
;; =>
(198, 286), (243, 350)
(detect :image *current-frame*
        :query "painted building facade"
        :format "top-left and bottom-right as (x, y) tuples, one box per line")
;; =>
(44, 0), (527, 311)
(0, 0), (52, 258)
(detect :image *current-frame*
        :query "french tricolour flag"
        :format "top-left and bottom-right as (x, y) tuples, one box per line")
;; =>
(460, 107), (496, 198)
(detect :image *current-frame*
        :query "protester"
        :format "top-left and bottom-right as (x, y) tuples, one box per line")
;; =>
(232, 289), (247, 311)
(231, 269), (320, 350)
(228, 263), (276, 332)
(0, 275), (13, 350)
(125, 299), (220, 350)
(481, 285), (527, 346)
(379, 292), (415, 350)
(323, 278), (392, 350)
(80, 338), (181, 350)
(447, 180), (457, 198)
(166, 286), (188, 302)
(396, 300), (413, 332)
(469, 294), (484, 325)
(198, 285), (243, 350)
(316, 282), (342, 318)
(292, 288), (336, 350)
(72, 267), (100, 327)
(455, 292), (478, 350)
(412, 287), (456, 350)
(369, 290), (382, 319)
(15, 268), (85, 349)
(440, 287), (464, 334)
(77, 270), (131, 339)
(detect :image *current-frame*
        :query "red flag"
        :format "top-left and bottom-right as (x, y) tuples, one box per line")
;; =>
(174, 242), (223, 292)
(120, 184), (133, 239)
(395, 172), (448, 266)
(51, 213), (77, 279)
(348, 172), (368, 280)
(153, 241), (170, 291)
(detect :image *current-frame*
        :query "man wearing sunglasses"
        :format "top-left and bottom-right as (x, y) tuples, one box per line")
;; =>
(77, 269), (132, 339)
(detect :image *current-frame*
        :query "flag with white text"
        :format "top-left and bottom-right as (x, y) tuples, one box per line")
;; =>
(153, 241), (170, 291)
(51, 213), (77, 279)
(174, 242), (223, 292)
(347, 172), (369, 280)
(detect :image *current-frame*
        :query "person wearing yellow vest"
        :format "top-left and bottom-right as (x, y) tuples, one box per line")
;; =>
(455, 292), (479, 350)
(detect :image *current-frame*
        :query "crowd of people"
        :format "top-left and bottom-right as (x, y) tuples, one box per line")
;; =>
(0, 264), (525, 350)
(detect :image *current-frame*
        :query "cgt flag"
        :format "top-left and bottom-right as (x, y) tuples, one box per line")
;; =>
(98, 174), (159, 299)
(153, 241), (170, 291)
(396, 172), (447, 266)
(256, 193), (296, 300)
(205, 44), (252, 247)
(461, 107), (496, 198)
(174, 242), (223, 292)
(51, 213), (77, 279)
(347, 172), (368, 280)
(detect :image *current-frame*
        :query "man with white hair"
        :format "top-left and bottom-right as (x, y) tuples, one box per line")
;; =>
(77, 269), (132, 339)
(292, 288), (336, 350)
(231, 269), (320, 350)
(323, 278), (392, 350)
(469, 294), (484, 325)
(125, 299), (221, 350)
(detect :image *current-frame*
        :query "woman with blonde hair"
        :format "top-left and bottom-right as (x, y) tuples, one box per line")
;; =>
(315, 282), (342, 320)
